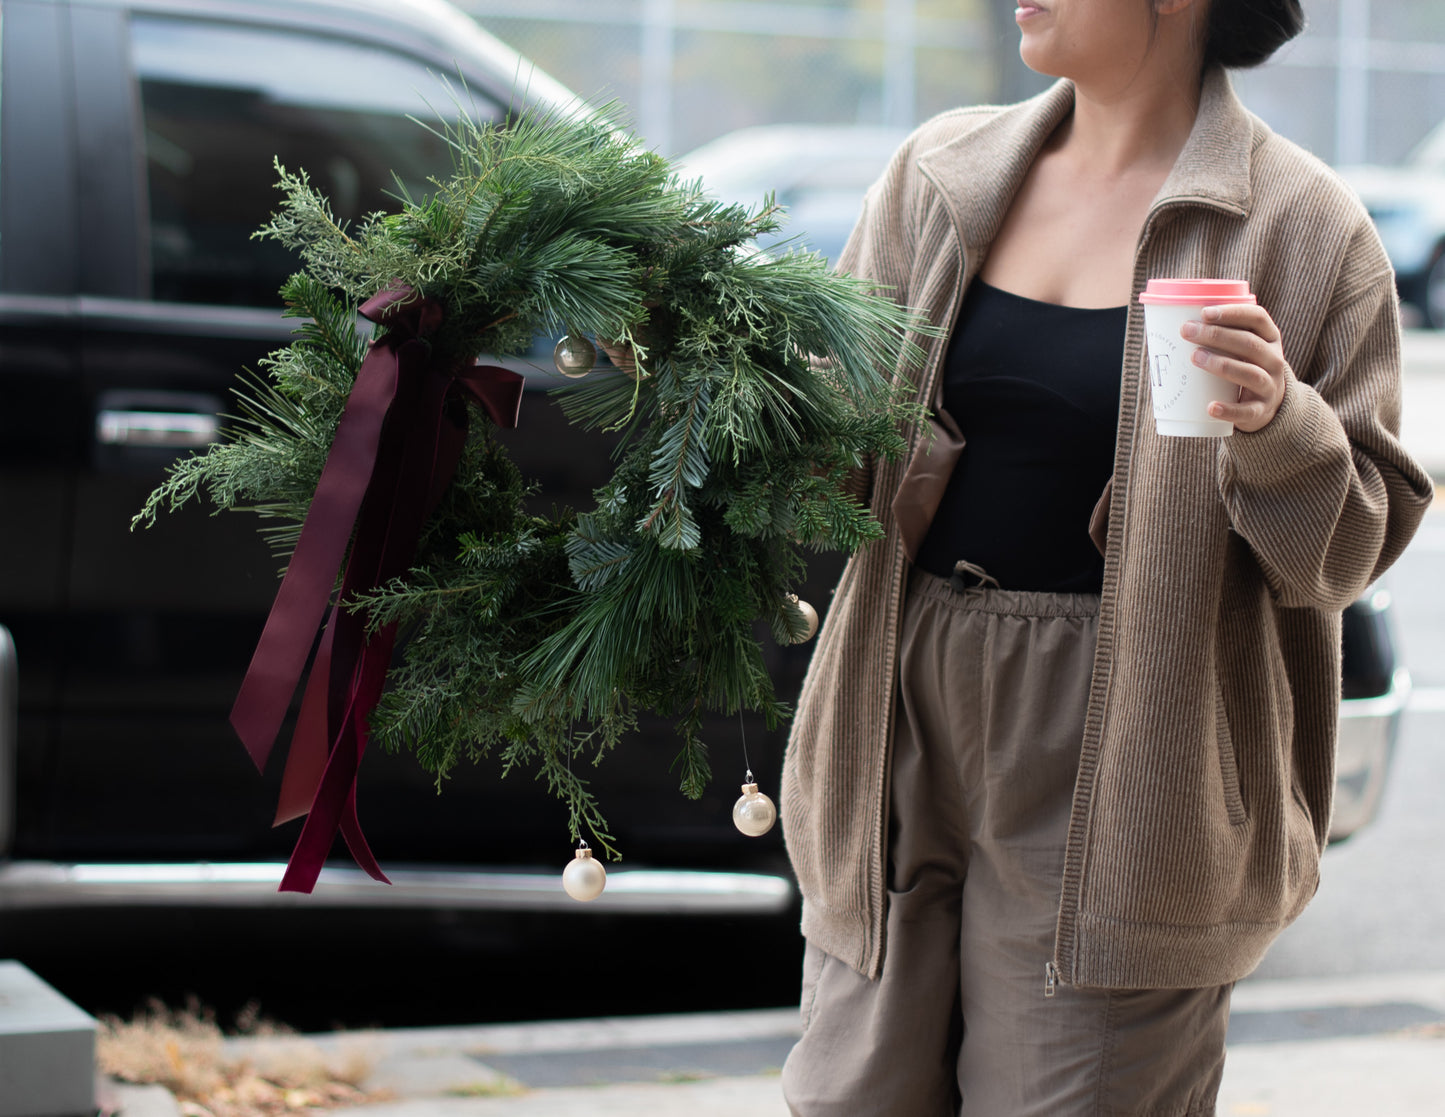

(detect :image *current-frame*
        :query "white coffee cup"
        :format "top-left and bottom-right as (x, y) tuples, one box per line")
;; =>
(1139, 278), (1257, 438)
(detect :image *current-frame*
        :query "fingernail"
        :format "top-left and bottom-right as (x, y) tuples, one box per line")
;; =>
(1181, 320), (1201, 339)
(1203, 306), (1221, 321)
(1192, 348), (1210, 366)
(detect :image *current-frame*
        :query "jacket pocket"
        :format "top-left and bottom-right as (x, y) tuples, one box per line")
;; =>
(890, 408), (965, 562)
(1214, 679), (1249, 827)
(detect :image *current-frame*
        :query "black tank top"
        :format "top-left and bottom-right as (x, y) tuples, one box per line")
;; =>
(914, 280), (1127, 594)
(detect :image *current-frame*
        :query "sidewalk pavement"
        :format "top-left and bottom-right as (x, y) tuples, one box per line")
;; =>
(107, 969), (1445, 1116)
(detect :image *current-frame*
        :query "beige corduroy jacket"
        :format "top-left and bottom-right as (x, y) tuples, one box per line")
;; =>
(779, 69), (1434, 991)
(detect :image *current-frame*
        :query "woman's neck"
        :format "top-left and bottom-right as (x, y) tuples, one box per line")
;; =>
(1053, 69), (1201, 181)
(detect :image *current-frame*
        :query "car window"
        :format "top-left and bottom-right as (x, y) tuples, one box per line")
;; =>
(129, 16), (501, 307)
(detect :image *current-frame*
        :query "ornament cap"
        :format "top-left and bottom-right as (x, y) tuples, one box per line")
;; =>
(574, 846), (594, 860)
(741, 782), (759, 795)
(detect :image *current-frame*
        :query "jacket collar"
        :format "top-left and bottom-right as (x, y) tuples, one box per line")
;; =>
(916, 67), (1257, 254)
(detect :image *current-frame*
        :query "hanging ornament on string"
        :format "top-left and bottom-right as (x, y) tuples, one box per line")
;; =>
(559, 743), (606, 900)
(786, 593), (819, 644)
(731, 712), (776, 837)
(552, 332), (597, 378)
(562, 840), (607, 901)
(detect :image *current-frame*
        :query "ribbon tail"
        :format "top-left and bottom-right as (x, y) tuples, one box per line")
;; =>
(278, 627), (395, 892)
(230, 346), (402, 771)
(276, 347), (454, 890)
(273, 615), (337, 826)
(278, 714), (360, 893)
(336, 622), (395, 884)
(340, 771), (388, 884)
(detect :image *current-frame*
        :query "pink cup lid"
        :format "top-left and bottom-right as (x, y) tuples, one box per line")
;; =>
(1138, 278), (1256, 306)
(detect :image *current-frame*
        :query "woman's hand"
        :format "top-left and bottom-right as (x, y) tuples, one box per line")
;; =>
(596, 336), (638, 377)
(1180, 304), (1290, 433)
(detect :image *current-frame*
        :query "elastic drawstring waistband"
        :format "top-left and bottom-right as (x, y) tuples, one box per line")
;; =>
(950, 559), (1001, 592)
(909, 565), (1100, 619)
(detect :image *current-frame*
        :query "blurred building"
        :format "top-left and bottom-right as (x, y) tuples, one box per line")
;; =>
(455, 0), (1445, 166)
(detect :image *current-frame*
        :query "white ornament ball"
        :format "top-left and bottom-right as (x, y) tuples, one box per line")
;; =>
(553, 334), (597, 378)
(786, 594), (820, 644)
(562, 846), (607, 901)
(733, 783), (777, 837)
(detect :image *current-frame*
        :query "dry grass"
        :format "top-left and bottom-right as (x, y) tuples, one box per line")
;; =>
(97, 999), (383, 1117)
(444, 1078), (527, 1098)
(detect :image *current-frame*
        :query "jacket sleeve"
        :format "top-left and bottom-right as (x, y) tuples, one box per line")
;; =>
(1217, 216), (1435, 611)
(832, 138), (925, 508)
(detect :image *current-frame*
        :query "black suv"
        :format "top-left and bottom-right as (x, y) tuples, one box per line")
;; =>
(0, 0), (1408, 926)
(0, 0), (810, 920)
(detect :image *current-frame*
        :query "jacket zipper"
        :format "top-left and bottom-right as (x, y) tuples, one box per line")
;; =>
(1045, 960), (1060, 998)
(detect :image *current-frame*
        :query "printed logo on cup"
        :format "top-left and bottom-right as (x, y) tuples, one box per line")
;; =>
(1138, 278), (1256, 439)
(1146, 327), (1189, 412)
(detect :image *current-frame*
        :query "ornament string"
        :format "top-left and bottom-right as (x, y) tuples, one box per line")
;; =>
(739, 710), (753, 785)
(731, 711), (777, 837)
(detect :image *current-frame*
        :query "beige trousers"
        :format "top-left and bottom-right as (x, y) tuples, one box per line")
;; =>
(781, 570), (1232, 1117)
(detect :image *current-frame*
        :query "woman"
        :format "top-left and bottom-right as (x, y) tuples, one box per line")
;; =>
(778, 1), (1433, 1114)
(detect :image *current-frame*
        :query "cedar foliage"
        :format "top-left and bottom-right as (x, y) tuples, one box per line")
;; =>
(135, 104), (930, 855)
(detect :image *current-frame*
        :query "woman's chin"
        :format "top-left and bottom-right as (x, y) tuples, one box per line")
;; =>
(1018, 41), (1066, 79)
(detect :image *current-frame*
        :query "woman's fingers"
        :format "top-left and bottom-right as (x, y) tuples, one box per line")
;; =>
(1189, 347), (1273, 398)
(1179, 303), (1290, 433)
(1206, 395), (1273, 428)
(1201, 302), (1281, 341)
(596, 336), (637, 375)
(1180, 318), (1274, 367)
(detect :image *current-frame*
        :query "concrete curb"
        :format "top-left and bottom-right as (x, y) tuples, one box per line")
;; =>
(97, 975), (1445, 1114)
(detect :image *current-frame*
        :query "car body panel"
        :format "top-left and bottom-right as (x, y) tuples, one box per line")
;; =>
(1339, 118), (1445, 326)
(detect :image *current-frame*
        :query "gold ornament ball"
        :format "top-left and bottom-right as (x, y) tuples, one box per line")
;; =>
(562, 846), (607, 901)
(553, 334), (597, 378)
(733, 782), (777, 837)
(787, 593), (820, 644)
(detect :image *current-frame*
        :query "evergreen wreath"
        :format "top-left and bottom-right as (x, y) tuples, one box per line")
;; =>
(135, 104), (928, 866)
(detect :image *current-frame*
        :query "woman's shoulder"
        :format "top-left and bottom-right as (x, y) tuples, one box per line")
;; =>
(1247, 119), (1373, 234)
(865, 104), (1011, 185)
(1242, 119), (1392, 293)
(909, 104), (1011, 150)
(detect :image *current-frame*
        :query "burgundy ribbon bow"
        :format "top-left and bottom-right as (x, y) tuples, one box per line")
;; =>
(229, 286), (524, 893)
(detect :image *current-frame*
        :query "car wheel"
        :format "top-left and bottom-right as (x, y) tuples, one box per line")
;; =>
(1426, 243), (1445, 329)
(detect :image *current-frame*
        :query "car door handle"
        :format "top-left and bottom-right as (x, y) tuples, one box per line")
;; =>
(96, 409), (220, 448)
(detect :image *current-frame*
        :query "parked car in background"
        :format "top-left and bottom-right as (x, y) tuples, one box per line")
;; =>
(678, 125), (908, 265)
(1340, 119), (1445, 328)
(0, 0), (802, 923)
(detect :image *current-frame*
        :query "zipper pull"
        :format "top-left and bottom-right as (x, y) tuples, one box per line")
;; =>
(1044, 961), (1059, 998)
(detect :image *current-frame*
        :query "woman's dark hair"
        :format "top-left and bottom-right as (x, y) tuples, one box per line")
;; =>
(1201, 0), (1305, 69)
